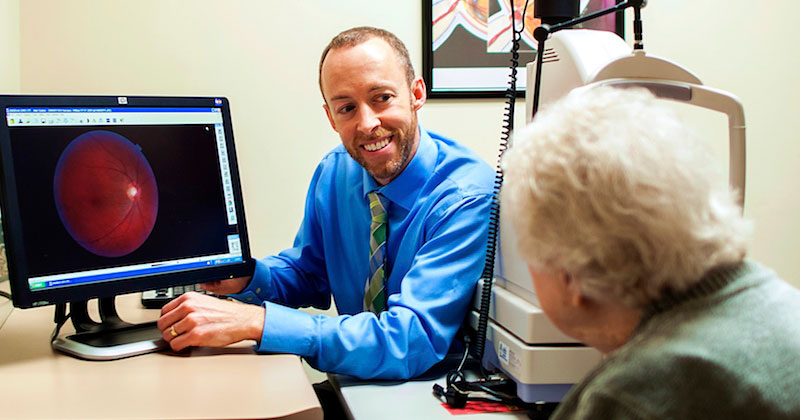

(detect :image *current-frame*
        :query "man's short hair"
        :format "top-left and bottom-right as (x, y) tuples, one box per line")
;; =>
(502, 86), (751, 308)
(318, 26), (415, 99)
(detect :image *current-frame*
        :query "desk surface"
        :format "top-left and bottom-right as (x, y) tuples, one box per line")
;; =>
(332, 359), (532, 420)
(336, 377), (531, 419)
(0, 292), (321, 420)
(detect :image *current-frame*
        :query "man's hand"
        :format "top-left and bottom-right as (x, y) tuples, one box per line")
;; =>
(198, 276), (252, 295)
(157, 291), (264, 352)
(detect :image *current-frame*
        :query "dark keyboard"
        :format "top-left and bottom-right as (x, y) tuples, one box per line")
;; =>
(141, 284), (208, 309)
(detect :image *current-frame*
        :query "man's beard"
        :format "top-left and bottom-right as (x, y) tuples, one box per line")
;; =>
(346, 115), (417, 183)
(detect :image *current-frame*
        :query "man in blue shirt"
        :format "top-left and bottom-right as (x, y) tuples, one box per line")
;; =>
(157, 27), (494, 381)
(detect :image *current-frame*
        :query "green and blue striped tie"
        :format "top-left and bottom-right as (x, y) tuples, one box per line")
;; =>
(364, 191), (387, 313)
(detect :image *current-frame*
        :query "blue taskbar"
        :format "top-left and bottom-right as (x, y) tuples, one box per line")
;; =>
(29, 256), (243, 291)
(28, 234), (244, 292)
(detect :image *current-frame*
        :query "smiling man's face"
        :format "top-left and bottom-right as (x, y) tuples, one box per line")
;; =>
(321, 37), (425, 185)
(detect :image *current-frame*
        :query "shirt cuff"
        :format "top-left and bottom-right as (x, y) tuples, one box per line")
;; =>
(254, 301), (318, 358)
(228, 258), (272, 303)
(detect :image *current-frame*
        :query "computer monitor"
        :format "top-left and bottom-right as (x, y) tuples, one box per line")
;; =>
(0, 95), (255, 359)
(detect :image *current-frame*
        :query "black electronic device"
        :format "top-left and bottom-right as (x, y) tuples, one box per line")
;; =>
(534, 0), (580, 25)
(141, 284), (211, 309)
(0, 95), (254, 359)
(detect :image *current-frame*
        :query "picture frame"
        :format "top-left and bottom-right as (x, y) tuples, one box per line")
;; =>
(423, 0), (625, 98)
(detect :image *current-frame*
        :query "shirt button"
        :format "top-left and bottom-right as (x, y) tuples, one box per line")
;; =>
(256, 288), (261, 294)
(247, 297), (253, 301)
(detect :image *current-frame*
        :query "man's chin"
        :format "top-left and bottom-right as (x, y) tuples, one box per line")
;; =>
(367, 163), (402, 183)
(368, 169), (397, 182)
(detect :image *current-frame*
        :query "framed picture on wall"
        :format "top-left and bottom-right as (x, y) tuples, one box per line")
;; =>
(423, 0), (625, 98)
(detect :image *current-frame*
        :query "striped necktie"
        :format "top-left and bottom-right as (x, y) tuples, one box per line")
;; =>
(364, 191), (388, 313)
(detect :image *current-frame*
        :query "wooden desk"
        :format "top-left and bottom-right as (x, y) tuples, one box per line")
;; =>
(0, 293), (321, 420)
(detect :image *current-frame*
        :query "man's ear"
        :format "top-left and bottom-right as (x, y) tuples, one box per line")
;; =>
(322, 103), (338, 132)
(410, 76), (427, 112)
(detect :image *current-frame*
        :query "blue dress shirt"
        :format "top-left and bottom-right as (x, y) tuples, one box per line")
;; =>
(230, 127), (494, 379)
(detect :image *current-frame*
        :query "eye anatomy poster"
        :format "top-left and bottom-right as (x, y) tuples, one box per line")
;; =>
(424, 0), (621, 96)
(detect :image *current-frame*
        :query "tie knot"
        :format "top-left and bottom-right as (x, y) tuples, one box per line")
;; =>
(368, 191), (387, 223)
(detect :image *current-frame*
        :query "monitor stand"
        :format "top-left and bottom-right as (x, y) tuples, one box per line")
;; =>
(51, 296), (167, 360)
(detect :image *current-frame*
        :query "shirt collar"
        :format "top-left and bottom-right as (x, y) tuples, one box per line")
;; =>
(362, 125), (436, 211)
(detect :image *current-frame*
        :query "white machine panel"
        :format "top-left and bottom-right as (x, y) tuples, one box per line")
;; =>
(473, 279), (577, 344)
(471, 311), (602, 385)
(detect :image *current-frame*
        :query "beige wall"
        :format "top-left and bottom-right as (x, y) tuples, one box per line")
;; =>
(633, 2), (800, 286)
(0, 0), (20, 93)
(15, 1), (800, 286)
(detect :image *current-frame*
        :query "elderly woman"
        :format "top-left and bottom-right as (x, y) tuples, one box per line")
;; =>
(502, 86), (800, 419)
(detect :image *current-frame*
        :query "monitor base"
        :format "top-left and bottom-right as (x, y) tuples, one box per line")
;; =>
(51, 296), (167, 360)
(53, 322), (166, 360)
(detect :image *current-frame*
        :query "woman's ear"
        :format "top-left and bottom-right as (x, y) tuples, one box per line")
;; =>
(563, 272), (587, 308)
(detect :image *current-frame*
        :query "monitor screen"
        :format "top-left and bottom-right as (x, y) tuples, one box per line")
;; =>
(0, 95), (254, 309)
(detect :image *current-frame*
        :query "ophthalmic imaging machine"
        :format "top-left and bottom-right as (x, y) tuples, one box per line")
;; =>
(447, 0), (747, 410)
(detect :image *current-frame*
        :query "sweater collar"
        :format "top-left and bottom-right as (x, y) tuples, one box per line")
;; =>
(645, 260), (752, 316)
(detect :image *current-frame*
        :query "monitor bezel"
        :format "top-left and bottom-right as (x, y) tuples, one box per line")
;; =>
(0, 94), (255, 309)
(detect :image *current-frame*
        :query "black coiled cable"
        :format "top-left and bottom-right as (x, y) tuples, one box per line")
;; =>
(473, 0), (530, 365)
(434, 3), (562, 412)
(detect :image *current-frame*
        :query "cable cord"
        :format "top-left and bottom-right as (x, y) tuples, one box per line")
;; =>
(438, 2), (647, 414)
(50, 304), (70, 343)
(433, 1), (532, 407)
(473, 0), (530, 368)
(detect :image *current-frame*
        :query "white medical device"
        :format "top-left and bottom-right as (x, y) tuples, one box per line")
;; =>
(474, 29), (746, 403)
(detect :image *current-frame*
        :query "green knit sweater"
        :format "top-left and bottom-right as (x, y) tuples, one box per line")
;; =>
(551, 260), (800, 420)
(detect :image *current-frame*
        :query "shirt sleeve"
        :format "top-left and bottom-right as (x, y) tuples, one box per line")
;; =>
(251, 193), (491, 379)
(229, 163), (332, 310)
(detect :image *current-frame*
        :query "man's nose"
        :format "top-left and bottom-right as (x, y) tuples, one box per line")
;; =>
(356, 106), (380, 136)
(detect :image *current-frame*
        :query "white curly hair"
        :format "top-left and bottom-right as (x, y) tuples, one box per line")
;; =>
(501, 86), (751, 308)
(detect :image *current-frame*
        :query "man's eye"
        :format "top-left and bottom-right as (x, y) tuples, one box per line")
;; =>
(338, 105), (354, 114)
(378, 95), (392, 102)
